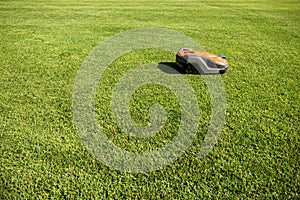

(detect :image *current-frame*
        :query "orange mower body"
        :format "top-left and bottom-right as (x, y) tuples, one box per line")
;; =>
(176, 48), (228, 74)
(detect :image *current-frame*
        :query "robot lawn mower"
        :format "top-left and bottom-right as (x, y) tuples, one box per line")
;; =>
(176, 48), (228, 74)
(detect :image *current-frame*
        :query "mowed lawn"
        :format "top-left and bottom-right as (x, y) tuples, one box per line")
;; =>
(0, 0), (299, 199)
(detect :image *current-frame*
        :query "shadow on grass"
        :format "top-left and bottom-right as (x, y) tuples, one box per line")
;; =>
(157, 62), (184, 74)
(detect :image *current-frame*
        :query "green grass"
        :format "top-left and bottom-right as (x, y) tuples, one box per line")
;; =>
(1, 0), (299, 198)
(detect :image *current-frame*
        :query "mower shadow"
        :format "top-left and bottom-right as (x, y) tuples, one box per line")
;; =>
(157, 62), (184, 74)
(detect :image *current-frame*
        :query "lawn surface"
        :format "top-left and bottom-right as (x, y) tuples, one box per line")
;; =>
(1, 0), (299, 199)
